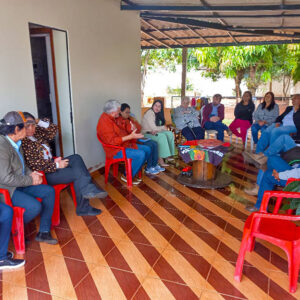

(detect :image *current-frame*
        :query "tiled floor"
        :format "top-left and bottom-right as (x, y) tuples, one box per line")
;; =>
(1, 142), (299, 299)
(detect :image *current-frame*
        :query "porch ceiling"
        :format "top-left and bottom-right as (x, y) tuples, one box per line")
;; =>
(121, 0), (300, 48)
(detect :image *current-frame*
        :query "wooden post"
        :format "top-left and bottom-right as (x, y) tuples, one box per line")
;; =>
(192, 160), (216, 181)
(181, 47), (187, 98)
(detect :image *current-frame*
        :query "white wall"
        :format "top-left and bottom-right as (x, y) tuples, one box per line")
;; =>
(0, 0), (141, 168)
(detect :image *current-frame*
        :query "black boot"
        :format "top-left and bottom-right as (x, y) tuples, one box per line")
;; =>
(82, 184), (108, 199)
(76, 199), (102, 216)
(35, 232), (58, 245)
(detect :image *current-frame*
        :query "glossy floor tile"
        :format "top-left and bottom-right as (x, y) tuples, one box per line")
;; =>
(0, 140), (298, 299)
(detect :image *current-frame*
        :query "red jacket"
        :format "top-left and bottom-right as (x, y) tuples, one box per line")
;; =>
(201, 103), (225, 127)
(97, 113), (137, 158)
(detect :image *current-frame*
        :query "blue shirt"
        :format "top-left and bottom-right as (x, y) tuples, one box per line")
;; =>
(282, 109), (296, 127)
(6, 136), (25, 175)
(210, 104), (219, 117)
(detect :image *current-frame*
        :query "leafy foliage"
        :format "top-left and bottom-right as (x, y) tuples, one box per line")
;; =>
(281, 181), (300, 215)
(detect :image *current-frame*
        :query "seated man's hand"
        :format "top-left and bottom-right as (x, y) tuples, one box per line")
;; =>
(54, 157), (62, 163)
(58, 159), (69, 169)
(275, 122), (281, 128)
(272, 169), (280, 181)
(151, 130), (158, 135)
(30, 171), (43, 185)
(210, 116), (220, 122)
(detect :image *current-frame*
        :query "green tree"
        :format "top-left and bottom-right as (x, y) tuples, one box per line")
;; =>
(193, 45), (300, 100)
(141, 48), (200, 102)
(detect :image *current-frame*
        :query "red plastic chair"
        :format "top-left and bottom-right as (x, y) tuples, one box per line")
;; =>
(97, 133), (141, 188)
(234, 183), (300, 293)
(40, 172), (76, 226)
(0, 189), (26, 255)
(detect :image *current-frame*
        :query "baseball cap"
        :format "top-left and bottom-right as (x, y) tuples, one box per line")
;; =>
(1, 111), (25, 126)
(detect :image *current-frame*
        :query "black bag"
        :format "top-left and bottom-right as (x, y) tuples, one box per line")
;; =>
(281, 146), (300, 164)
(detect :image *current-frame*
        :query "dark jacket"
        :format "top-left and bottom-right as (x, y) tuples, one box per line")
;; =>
(276, 106), (300, 138)
(234, 102), (255, 123)
(201, 103), (224, 127)
(0, 135), (33, 198)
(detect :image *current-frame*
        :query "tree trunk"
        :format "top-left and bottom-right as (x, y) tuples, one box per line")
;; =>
(247, 65), (258, 96)
(283, 75), (291, 101)
(141, 50), (150, 105)
(234, 70), (244, 103)
(181, 47), (187, 98)
(269, 80), (272, 92)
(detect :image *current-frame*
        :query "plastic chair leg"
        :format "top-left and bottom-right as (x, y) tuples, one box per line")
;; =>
(70, 183), (77, 207)
(51, 189), (61, 227)
(247, 236), (256, 252)
(126, 159), (133, 187)
(12, 207), (25, 255)
(112, 163), (119, 178)
(288, 247), (300, 293)
(234, 234), (249, 282)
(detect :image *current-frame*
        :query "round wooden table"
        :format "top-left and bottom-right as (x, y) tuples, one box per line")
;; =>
(177, 142), (232, 189)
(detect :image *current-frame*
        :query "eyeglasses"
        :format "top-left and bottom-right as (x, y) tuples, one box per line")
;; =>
(25, 123), (36, 128)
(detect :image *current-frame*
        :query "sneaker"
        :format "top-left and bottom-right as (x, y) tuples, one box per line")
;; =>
(83, 191), (108, 199)
(155, 165), (165, 172)
(7, 251), (14, 259)
(35, 232), (58, 245)
(135, 176), (143, 182)
(245, 205), (259, 212)
(120, 175), (140, 185)
(76, 207), (102, 216)
(145, 167), (159, 175)
(244, 184), (259, 196)
(0, 258), (25, 270)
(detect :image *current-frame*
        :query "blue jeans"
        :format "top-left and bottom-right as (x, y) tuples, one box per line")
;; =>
(114, 144), (148, 177)
(11, 185), (55, 232)
(251, 123), (267, 144)
(255, 168), (287, 209)
(204, 121), (228, 141)
(143, 140), (158, 168)
(264, 134), (297, 157)
(0, 202), (13, 260)
(182, 126), (205, 141)
(255, 155), (292, 208)
(256, 123), (297, 153)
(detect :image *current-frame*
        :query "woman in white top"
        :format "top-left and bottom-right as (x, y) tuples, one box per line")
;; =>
(141, 100), (175, 166)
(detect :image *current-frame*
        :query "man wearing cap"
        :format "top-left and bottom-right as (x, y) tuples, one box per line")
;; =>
(0, 111), (57, 246)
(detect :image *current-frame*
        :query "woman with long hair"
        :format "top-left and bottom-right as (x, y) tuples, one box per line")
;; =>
(141, 100), (175, 166)
(229, 91), (255, 145)
(117, 103), (165, 175)
(251, 91), (279, 145)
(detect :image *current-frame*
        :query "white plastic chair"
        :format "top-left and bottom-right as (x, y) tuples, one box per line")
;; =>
(230, 127), (254, 150)
(200, 106), (218, 139)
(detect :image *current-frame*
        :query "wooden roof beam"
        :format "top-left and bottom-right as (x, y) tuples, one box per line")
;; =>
(141, 38), (158, 48)
(121, 3), (300, 12)
(141, 29), (171, 48)
(141, 18), (184, 46)
(184, 25), (211, 46)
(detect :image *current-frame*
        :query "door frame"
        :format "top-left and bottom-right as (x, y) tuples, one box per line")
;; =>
(29, 26), (76, 156)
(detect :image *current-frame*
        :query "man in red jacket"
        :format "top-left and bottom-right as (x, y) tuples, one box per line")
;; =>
(201, 94), (231, 141)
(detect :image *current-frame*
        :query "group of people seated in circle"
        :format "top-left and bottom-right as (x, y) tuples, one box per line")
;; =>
(0, 91), (299, 270)
(0, 111), (107, 270)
